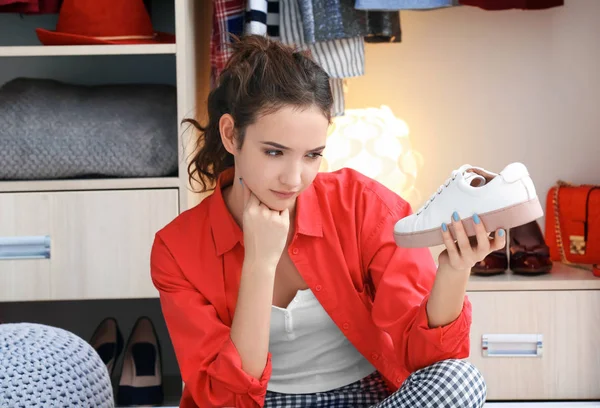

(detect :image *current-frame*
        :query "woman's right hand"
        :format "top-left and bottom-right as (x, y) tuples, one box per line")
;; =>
(241, 179), (290, 269)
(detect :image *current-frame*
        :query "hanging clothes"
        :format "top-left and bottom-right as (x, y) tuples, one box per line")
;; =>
(328, 78), (346, 117)
(280, 0), (364, 78)
(363, 11), (402, 43)
(267, 0), (279, 38)
(459, 0), (563, 10)
(355, 0), (457, 12)
(211, 0), (245, 79)
(244, 0), (280, 38)
(0, 0), (33, 10)
(280, 0), (365, 116)
(0, 0), (61, 13)
(297, 0), (401, 43)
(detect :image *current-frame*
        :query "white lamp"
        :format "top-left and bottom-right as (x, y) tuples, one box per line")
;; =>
(321, 105), (423, 206)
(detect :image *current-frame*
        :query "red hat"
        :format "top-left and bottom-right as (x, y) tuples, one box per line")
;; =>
(35, 0), (175, 45)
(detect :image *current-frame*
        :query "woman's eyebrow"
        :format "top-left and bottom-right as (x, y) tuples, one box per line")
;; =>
(261, 141), (326, 152)
(261, 141), (290, 150)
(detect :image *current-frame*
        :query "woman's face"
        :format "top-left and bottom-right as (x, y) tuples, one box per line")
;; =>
(234, 104), (329, 211)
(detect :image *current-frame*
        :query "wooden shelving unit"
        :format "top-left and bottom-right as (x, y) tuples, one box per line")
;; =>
(0, 0), (213, 404)
(467, 262), (600, 292)
(0, 44), (176, 57)
(0, 177), (181, 193)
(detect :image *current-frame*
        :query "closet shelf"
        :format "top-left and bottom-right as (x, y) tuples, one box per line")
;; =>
(0, 44), (176, 57)
(0, 177), (180, 193)
(467, 262), (600, 291)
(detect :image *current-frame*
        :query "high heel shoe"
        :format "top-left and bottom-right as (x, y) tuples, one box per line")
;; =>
(89, 317), (124, 377)
(117, 316), (163, 406)
(509, 220), (553, 275)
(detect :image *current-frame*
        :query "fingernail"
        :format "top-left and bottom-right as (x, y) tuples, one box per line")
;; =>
(473, 213), (481, 224)
(452, 211), (460, 222)
(498, 229), (505, 237)
(442, 223), (448, 232)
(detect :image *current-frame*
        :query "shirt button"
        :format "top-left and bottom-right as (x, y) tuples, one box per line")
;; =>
(342, 322), (350, 330)
(371, 353), (379, 360)
(292, 248), (299, 255)
(315, 285), (322, 292)
(396, 377), (403, 384)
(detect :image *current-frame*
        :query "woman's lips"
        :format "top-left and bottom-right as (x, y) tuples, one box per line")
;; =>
(271, 190), (296, 199)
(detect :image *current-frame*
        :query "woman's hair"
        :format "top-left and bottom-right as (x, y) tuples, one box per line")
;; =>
(184, 35), (334, 192)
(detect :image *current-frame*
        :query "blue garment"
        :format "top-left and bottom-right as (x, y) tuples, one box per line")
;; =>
(297, 0), (402, 43)
(355, 0), (456, 11)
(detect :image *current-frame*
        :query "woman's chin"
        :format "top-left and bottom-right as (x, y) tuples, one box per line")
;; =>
(261, 198), (294, 213)
(266, 202), (291, 212)
(257, 191), (297, 212)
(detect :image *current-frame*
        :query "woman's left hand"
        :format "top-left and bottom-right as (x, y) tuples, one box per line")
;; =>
(438, 212), (506, 272)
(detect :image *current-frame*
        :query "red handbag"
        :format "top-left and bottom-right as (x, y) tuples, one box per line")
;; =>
(544, 181), (600, 276)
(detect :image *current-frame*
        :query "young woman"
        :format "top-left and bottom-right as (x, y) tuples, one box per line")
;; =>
(151, 35), (506, 408)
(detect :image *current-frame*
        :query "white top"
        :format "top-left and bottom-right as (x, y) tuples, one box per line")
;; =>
(267, 288), (376, 394)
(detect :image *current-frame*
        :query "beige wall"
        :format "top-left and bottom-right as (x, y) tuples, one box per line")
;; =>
(345, 0), (600, 234)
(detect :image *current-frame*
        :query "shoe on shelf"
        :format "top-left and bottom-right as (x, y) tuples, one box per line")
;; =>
(394, 162), (543, 248)
(89, 317), (123, 377)
(471, 232), (508, 276)
(117, 316), (163, 406)
(509, 220), (553, 275)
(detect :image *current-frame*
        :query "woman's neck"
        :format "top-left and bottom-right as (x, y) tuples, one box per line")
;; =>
(222, 180), (244, 228)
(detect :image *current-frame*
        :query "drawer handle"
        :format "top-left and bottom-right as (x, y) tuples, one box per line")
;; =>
(482, 334), (543, 357)
(0, 236), (51, 260)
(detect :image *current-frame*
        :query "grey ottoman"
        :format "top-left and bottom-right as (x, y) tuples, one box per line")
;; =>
(0, 323), (113, 408)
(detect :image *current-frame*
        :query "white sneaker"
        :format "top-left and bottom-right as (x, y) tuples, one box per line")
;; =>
(393, 162), (543, 248)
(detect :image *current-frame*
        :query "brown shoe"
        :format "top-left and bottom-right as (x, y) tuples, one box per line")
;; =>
(472, 248), (508, 275)
(471, 231), (508, 276)
(509, 220), (553, 275)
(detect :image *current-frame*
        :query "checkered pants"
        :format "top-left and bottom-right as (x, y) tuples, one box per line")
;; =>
(264, 359), (486, 408)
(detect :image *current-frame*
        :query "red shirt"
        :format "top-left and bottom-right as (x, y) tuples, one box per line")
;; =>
(151, 167), (472, 408)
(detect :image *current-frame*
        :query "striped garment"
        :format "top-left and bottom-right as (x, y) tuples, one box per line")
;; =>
(245, 0), (281, 38)
(279, 0), (364, 78)
(279, 0), (365, 116)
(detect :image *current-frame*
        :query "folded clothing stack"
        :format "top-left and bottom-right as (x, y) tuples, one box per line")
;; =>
(0, 77), (178, 180)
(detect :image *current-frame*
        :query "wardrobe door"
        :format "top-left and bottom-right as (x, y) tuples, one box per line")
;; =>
(48, 189), (179, 300)
(0, 193), (52, 302)
(0, 189), (178, 302)
(467, 290), (600, 400)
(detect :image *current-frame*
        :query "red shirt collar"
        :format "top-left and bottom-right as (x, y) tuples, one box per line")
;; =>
(209, 167), (323, 256)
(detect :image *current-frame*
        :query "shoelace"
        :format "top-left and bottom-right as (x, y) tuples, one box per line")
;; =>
(416, 170), (460, 215)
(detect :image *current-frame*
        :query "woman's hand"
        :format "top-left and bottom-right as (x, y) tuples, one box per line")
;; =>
(241, 178), (290, 269)
(438, 212), (506, 272)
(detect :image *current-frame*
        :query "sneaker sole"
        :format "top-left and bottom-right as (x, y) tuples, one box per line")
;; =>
(394, 196), (544, 248)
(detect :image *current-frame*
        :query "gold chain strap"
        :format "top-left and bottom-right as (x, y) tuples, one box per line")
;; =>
(552, 180), (573, 264)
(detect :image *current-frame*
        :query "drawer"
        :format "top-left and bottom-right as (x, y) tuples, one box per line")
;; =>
(0, 189), (178, 301)
(467, 290), (600, 400)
